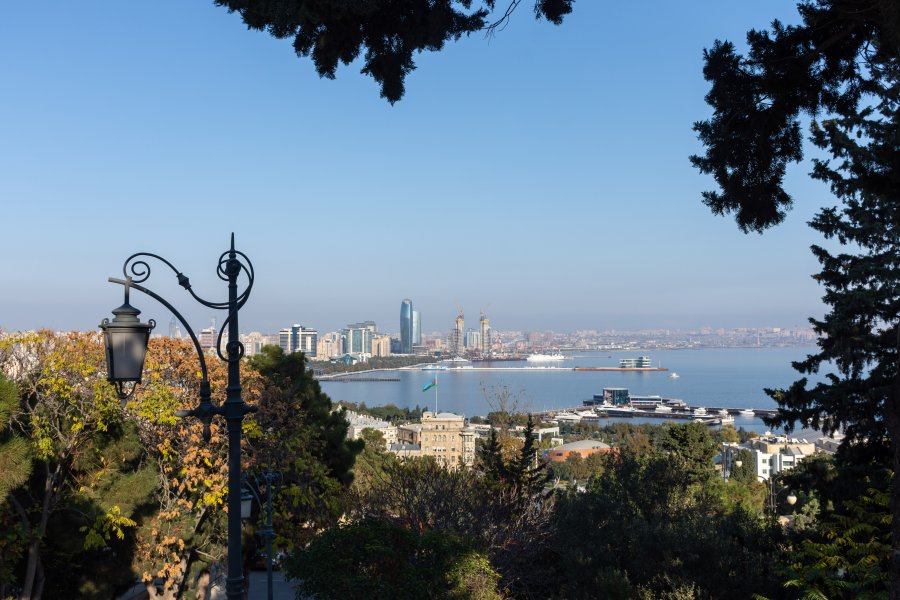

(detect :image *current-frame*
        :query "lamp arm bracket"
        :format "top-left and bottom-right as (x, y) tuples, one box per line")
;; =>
(123, 252), (255, 311)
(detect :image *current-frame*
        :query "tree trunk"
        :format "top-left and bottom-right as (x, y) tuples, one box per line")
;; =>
(33, 555), (44, 600)
(891, 326), (900, 600)
(18, 539), (39, 600)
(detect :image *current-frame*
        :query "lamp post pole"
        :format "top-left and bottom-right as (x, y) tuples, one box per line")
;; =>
(100, 235), (255, 600)
(243, 470), (282, 600)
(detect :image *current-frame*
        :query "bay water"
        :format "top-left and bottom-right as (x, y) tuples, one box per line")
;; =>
(321, 347), (824, 434)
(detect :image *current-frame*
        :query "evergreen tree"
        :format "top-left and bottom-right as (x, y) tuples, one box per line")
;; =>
(692, 1), (899, 592)
(0, 374), (30, 502)
(214, 0), (573, 103)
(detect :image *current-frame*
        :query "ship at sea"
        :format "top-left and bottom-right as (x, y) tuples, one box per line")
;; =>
(574, 355), (668, 372)
(526, 352), (567, 362)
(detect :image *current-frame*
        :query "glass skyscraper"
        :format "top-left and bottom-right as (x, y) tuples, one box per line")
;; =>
(400, 299), (413, 354)
(412, 310), (421, 347)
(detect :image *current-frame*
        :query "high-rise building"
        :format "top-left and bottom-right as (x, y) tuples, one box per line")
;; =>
(199, 327), (217, 351)
(371, 334), (392, 357)
(316, 332), (342, 360)
(400, 299), (413, 354)
(448, 309), (465, 356)
(412, 310), (421, 346)
(279, 324), (318, 357)
(342, 324), (374, 355)
(479, 312), (492, 356)
(464, 329), (481, 349)
(168, 317), (182, 338)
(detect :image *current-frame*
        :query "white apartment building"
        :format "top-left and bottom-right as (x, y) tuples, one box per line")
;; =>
(345, 411), (398, 448)
(721, 434), (817, 481)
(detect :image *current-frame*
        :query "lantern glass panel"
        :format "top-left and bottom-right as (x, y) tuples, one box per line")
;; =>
(107, 329), (149, 382)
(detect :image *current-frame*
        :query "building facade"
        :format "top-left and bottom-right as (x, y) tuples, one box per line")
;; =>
(278, 324), (318, 358)
(394, 412), (475, 468)
(721, 434), (818, 481)
(345, 411), (398, 448)
(371, 334), (392, 357)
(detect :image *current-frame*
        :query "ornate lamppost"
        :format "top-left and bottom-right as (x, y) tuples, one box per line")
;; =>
(99, 234), (255, 600)
(241, 469), (282, 600)
(768, 474), (797, 516)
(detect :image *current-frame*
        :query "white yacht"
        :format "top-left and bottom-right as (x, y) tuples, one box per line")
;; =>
(669, 372), (680, 379)
(655, 404), (673, 413)
(692, 406), (707, 416)
(738, 408), (756, 417)
(526, 352), (566, 362)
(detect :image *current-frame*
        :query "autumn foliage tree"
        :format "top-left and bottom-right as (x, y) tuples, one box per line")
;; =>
(0, 332), (139, 599)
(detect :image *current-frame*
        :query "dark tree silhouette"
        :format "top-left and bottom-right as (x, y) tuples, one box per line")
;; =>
(692, 1), (899, 594)
(214, 0), (573, 102)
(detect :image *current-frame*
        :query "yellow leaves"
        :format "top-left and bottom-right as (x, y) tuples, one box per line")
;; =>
(80, 505), (137, 551)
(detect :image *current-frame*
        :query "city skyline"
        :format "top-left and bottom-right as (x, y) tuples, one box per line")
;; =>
(1, 2), (827, 335)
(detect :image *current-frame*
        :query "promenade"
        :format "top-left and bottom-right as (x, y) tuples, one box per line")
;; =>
(246, 571), (302, 600)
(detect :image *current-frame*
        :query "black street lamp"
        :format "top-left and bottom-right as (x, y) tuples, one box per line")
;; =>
(242, 470), (283, 600)
(768, 475), (797, 516)
(100, 234), (256, 600)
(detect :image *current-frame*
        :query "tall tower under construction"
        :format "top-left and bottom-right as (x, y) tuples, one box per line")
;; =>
(479, 312), (492, 356)
(449, 308), (465, 356)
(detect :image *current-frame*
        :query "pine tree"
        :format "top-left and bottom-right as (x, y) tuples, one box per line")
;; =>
(0, 374), (30, 502)
(214, 0), (573, 103)
(692, 1), (900, 593)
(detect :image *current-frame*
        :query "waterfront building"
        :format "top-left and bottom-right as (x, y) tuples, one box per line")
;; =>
(371, 334), (392, 357)
(619, 356), (653, 368)
(393, 412), (475, 468)
(602, 387), (630, 406)
(400, 299), (414, 354)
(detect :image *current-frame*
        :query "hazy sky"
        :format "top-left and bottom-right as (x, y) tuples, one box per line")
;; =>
(1, 1), (832, 335)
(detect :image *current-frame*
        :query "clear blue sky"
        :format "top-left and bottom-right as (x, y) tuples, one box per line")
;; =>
(0, 1), (831, 335)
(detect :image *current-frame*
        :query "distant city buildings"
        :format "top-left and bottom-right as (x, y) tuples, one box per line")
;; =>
(239, 331), (268, 357)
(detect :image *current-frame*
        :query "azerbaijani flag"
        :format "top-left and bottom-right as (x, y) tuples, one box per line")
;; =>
(422, 377), (438, 392)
